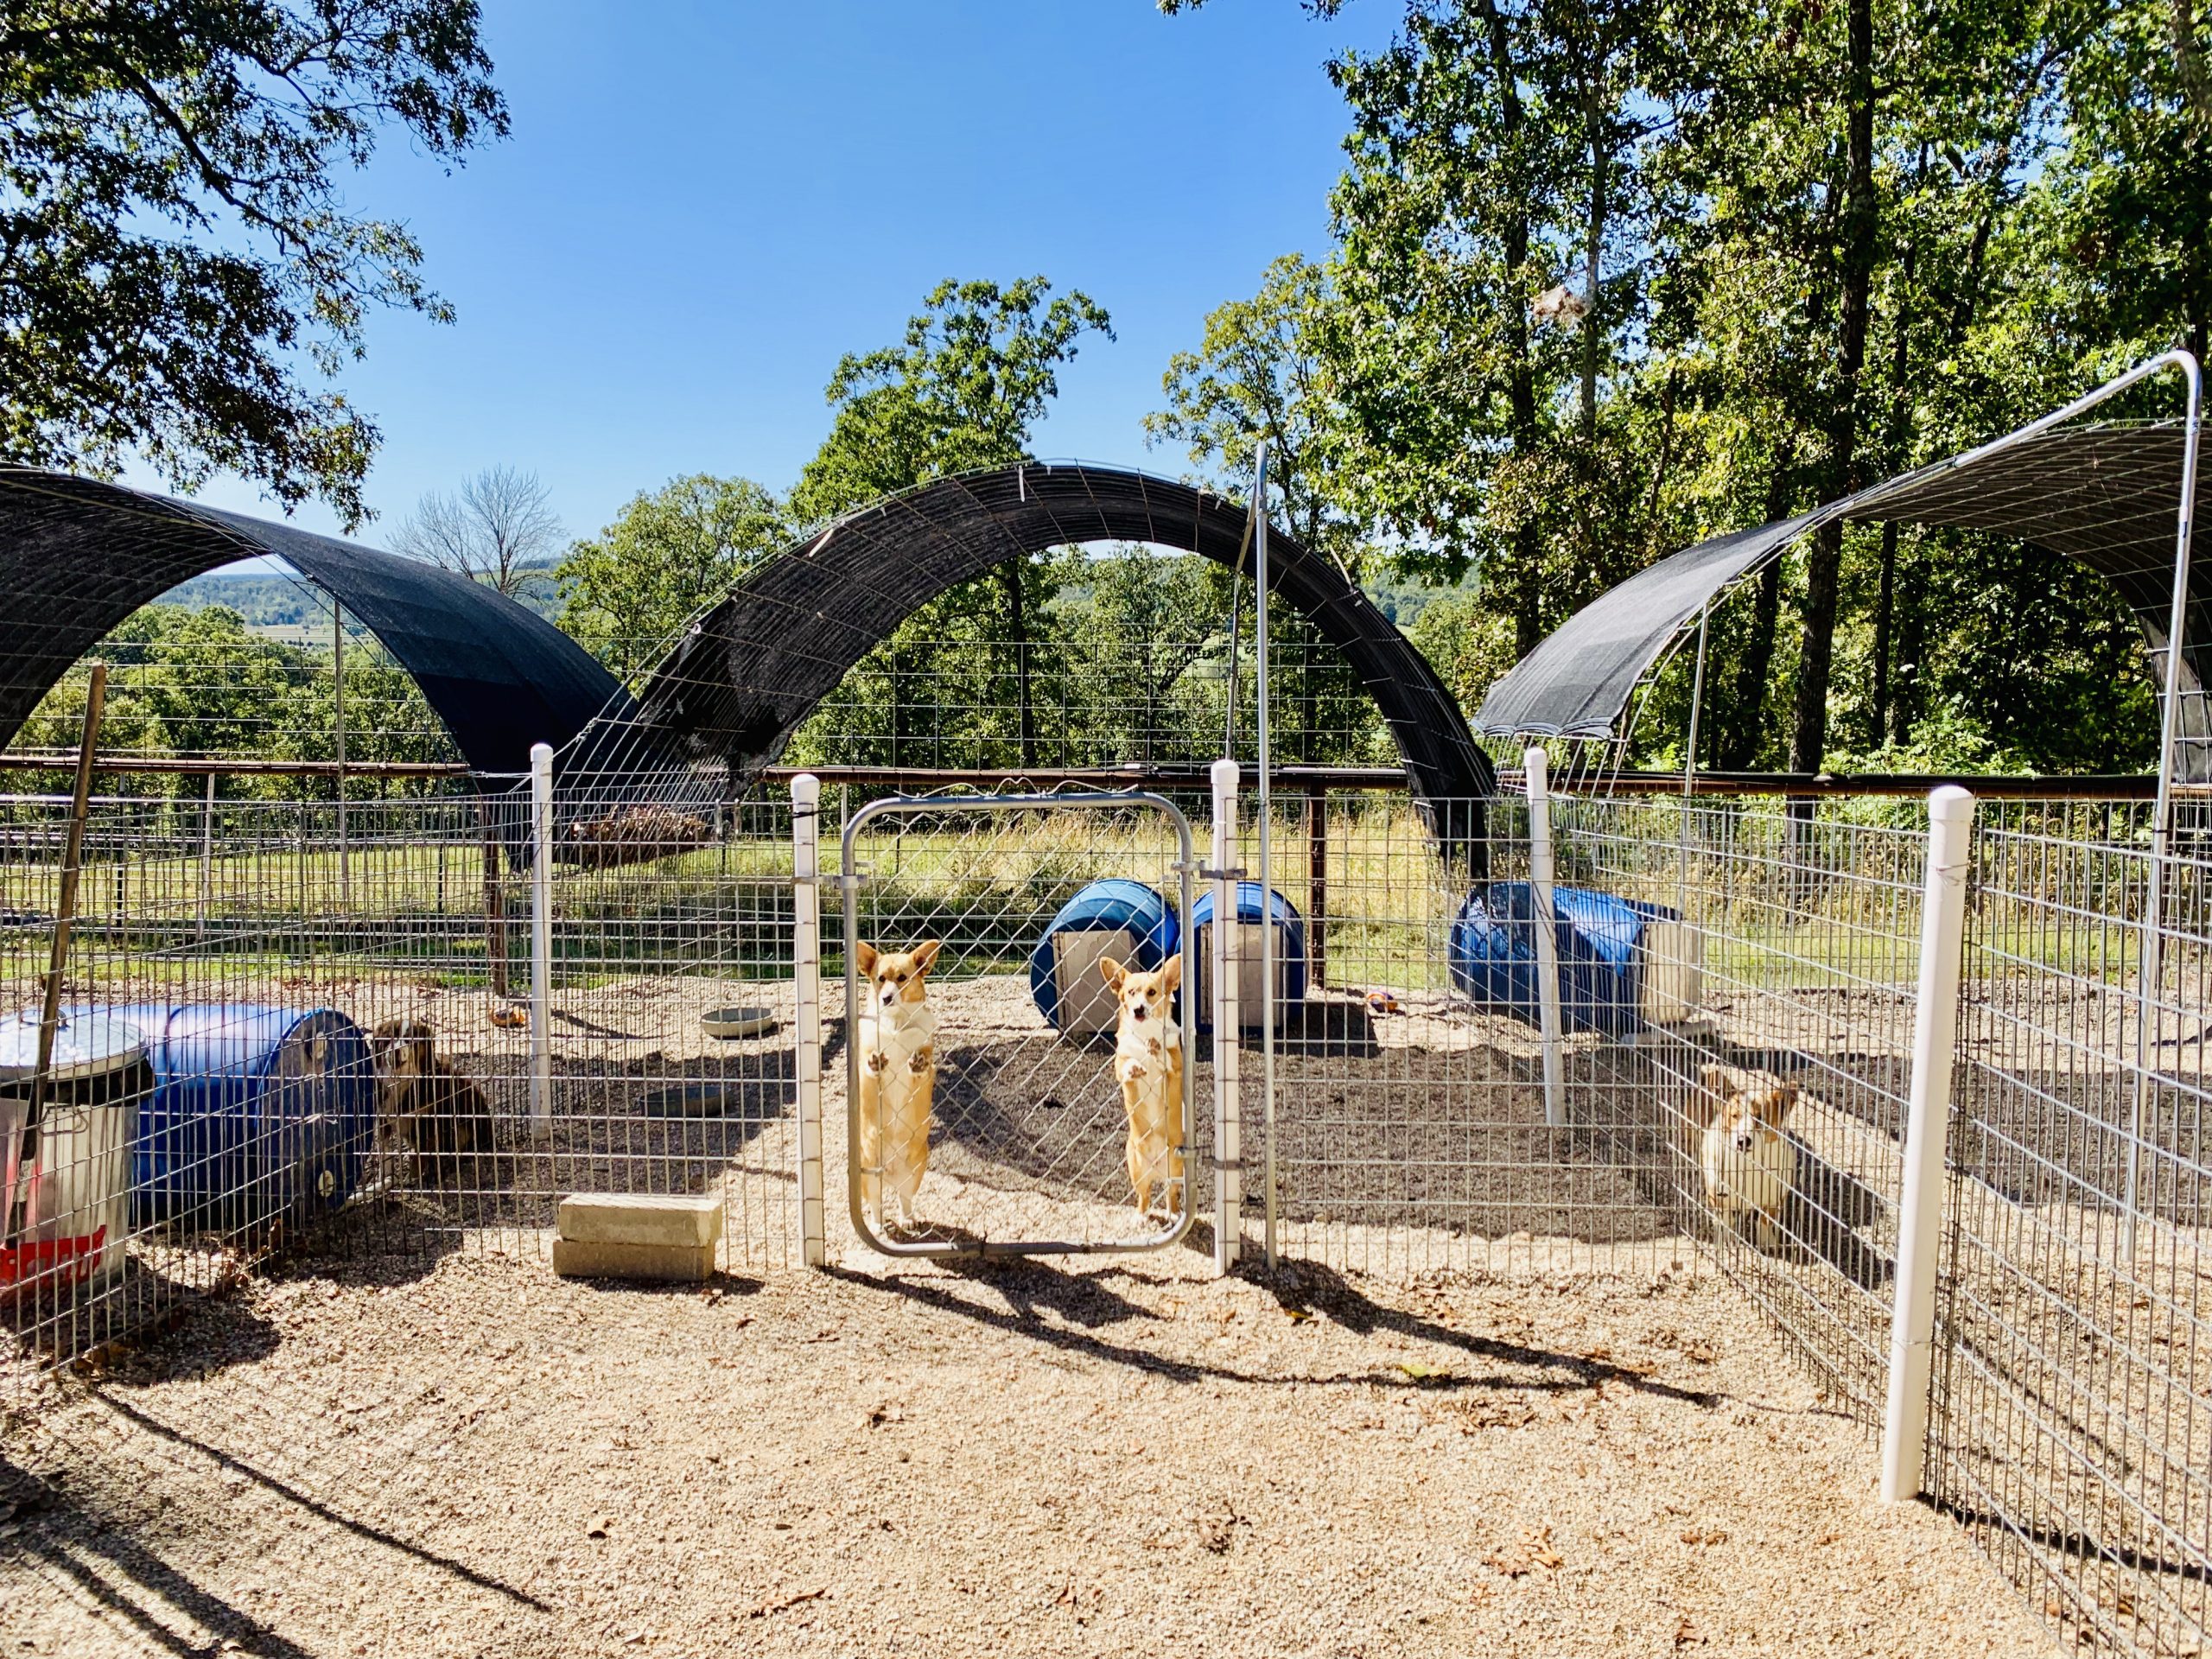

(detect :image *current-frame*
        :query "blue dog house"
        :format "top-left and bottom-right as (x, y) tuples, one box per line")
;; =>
(1031, 879), (1179, 1035)
(1449, 883), (1692, 1037)
(118, 1003), (376, 1229)
(1192, 882), (1307, 1031)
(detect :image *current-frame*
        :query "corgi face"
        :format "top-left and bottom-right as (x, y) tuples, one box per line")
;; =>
(1700, 1065), (1796, 1154)
(1100, 954), (1182, 1028)
(370, 1020), (434, 1084)
(856, 939), (941, 1013)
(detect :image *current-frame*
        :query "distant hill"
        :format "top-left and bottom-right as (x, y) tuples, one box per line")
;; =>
(156, 558), (565, 633)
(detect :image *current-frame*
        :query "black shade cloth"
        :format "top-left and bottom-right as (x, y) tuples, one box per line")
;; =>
(0, 468), (628, 777)
(581, 461), (1495, 842)
(1477, 423), (2208, 767)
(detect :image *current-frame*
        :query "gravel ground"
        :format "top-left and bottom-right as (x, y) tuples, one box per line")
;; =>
(1, 1234), (2053, 1658)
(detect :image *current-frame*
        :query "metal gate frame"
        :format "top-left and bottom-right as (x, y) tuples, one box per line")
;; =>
(836, 791), (1200, 1259)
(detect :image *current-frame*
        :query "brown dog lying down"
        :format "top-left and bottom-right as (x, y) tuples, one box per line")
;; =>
(370, 1019), (496, 1187)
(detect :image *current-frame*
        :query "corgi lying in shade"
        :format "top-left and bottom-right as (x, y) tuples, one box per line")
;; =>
(1696, 1063), (1798, 1252)
(1101, 953), (1185, 1217)
(855, 939), (941, 1231)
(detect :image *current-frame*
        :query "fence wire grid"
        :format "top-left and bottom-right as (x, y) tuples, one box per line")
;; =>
(3, 760), (2209, 1656)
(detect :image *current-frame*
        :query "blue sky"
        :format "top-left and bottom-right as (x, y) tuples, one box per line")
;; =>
(153, 0), (1397, 549)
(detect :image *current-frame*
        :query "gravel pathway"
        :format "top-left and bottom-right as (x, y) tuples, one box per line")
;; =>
(1, 1233), (2051, 1657)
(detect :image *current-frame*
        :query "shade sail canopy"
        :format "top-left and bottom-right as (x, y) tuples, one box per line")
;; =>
(0, 468), (627, 776)
(1476, 422), (2208, 756)
(588, 461), (1496, 830)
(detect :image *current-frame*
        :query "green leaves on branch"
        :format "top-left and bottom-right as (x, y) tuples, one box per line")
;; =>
(0, 1), (507, 523)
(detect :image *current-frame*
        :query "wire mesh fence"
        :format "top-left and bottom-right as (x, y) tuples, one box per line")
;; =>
(4, 747), (2210, 1657)
(1931, 801), (2212, 1656)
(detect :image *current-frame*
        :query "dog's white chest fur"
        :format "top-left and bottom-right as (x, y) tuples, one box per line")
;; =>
(860, 1001), (936, 1071)
(1701, 1122), (1794, 1217)
(1116, 1016), (1180, 1090)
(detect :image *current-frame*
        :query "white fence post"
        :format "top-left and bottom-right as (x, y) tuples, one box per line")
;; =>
(1211, 758), (1243, 1274)
(1522, 746), (1566, 1128)
(529, 742), (554, 1139)
(791, 774), (826, 1268)
(1881, 784), (1978, 1504)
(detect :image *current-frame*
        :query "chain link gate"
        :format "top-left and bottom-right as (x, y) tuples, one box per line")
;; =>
(835, 792), (1200, 1257)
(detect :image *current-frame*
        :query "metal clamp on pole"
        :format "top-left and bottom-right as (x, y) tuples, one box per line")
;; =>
(791, 774), (826, 1268)
(1881, 785), (1978, 1504)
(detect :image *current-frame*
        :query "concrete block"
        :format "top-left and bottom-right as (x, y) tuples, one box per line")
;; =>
(551, 1236), (716, 1282)
(557, 1191), (723, 1248)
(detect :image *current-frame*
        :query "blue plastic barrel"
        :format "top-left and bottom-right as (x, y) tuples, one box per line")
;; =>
(1192, 882), (1307, 1027)
(114, 1004), (375, 1228)
(1029, 879), (1179, 1028)
(1448, 882), (1675, 1036)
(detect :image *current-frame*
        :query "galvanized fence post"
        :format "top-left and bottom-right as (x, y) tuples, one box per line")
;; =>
(791, 773), (826, 1268)
(1522, 746), (1566, 1128)
(1211, 758), (1243, 1273)
(529, 742), (554, 1139)
(1880, 784), (1977, 1503)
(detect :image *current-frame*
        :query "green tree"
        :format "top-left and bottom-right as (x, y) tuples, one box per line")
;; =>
(559, 477), (791, 683)
(1147, 256), (1362, 574)
(0, 2), (507, 524)
(792, 277), (1112, 766)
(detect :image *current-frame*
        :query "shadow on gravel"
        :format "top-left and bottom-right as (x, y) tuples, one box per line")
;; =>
(829, 1255), (1726, 1409)
(2, 1451), (315, 1658)
(89, 1392), (552, 1617)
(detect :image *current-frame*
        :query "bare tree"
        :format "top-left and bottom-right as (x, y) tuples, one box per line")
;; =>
(393, 466), (565, 599)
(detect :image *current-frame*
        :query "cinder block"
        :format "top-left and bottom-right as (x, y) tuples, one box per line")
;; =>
(557, 1191), (723, 1248)
(551, 1236), (716, 1282)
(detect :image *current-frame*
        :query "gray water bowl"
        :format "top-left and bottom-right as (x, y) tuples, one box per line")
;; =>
(701, 1007), (779, 1040)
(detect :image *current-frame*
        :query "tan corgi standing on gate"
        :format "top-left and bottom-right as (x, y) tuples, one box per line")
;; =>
(1101, 954), (1185, 1217)
(855, 939), (941, 1231)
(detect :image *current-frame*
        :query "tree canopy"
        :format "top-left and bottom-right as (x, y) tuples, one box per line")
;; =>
(0, 1), (506, 524)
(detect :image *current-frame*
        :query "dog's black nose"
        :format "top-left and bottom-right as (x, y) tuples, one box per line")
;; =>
(1132, 1005), (1147, 1020)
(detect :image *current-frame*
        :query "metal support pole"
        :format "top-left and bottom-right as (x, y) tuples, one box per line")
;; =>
(1252, 441), (1278, 1271)
(529, 742), (554, 1138)
(10, 664), (104, 1243)
(791, 774), (826, 1268)
(1306, 789), (1328, 988)
(334, 600), (348, 907)
(1523, 746), (1567, 1127)
(2127, 352), (2202, 1263)
(196, 769), (215, 944)
(1881, 785), (1978, 1503)
(1211, 757), (1243, 1274)
(1678, 605), (1712, 923)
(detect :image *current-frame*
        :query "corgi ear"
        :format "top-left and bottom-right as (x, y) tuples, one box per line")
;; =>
(1160, 953), (1183, 993)
(1758, 1082), (1799, 1125)
(1099, 956), (1128, 989)
(910, 939), (943, 975)
(855, 940), (879, 975)
(1691, 1063), (1734, 1128)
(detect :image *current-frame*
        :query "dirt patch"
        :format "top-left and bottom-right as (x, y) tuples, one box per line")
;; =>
(1, 1237), (2050, 1657)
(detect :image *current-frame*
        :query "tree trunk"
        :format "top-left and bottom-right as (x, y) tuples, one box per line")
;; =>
(1723, 461), (1801, 769)
(1581, 91), (1607, 442)
(1789, 0), (1878, 775)
(1477, 0), (1545, 661)
(1871, 519), (1899, 743)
